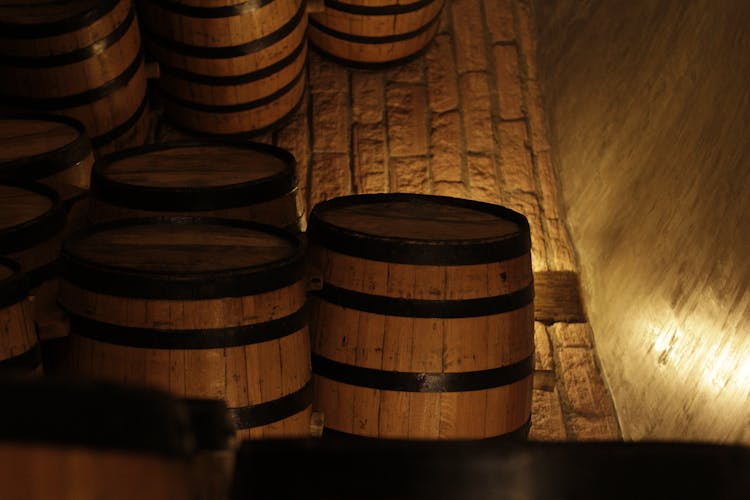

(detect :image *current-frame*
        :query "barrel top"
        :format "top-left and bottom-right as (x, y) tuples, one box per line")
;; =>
(0, 378), (194, 458)
(0, 182), (65, 253)
(308, 194), (531, 265)
(62, 217), (305, 299)
(0, 0), (113, 27)
(92, 142), (296, 211)
(0, 183), (54, 231)
(0, 115), (91, 181)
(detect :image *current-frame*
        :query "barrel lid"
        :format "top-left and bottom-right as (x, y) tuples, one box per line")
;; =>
(0, 114), (92, 181)
(61, 217), (305, 299)
(91, 141), (296, 211)
(0, 0), (119, 38)
(0, 378), (194, 458)
(183, 398), (236, 451)
(0, 257), (29, 308)
(0, 181), (66, 254)
(231, 439), (750, 499)
(307, 194), (531, 265)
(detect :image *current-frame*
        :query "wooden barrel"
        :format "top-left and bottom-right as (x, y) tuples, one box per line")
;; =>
(0, 258), (42, 377)
(0, 378), (193, 499)
(308, 0), (445, 68)
(0, 0), (149, 155)
(139, 0), (307, 136)
(89, 141), (301, 230)
(184, 398), (237, 500)
(0, 114), (95, 236)
(59, 217), (313, 439)
(307, 194), (534, 440)
(0, 182), (67, 359)
(230, 439), (750, 499)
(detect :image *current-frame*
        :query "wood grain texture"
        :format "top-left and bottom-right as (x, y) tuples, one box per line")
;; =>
(0, 0), (149, 151)
(309, 198), (535, 439)
(141, 0), (308, 135)
(309, 0), (445, 65)
(59, 221), (312, 439)
(534, 0), (750, 443)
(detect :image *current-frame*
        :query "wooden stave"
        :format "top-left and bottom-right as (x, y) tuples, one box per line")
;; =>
(140, 0), (307, 135)
(0, 0), (149, 154)
(306, 194), (534, 440)
(58, 217), (313, 439)
(0, 258), (42, 377)
(308, 0), (444, 66)
(139, 0), (301, 48)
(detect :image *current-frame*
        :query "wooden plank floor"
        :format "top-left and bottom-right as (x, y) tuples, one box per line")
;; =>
(153, 0), (621, 441)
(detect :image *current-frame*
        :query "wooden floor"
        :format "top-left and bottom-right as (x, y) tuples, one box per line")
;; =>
(154, 0), (620, 441)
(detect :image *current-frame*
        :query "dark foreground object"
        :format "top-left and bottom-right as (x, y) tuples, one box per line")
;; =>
(231, 438), (750, 500)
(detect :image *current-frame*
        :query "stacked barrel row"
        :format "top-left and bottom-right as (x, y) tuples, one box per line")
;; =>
(0, 0), (150, 155)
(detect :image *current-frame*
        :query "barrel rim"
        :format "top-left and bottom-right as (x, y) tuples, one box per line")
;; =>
(308, 6), (441, 44)
(307, 193), (532, 265)
(0, 0), (120, 39)
(0, 5), (136, 67)
(0, 378), (195, 458)
(144, 0), (276, 18)
(321, 0), (438, 16)
(0, 257), (29, 308)
(91, 140), (297, 211)
(0, 113), (92, 181)
(142, 0), (306, 58)
(60, 216), (306, 299)
(0, 180), (66, 253)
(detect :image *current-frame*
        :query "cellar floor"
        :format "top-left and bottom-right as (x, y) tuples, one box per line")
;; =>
(153, 0), (621, 441)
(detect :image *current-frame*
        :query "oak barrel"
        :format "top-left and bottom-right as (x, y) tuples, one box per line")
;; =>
(59, 217), (312, 439)
(307, 194), (534, 440)
(139, 0), (308, 136)
(0, 378), (193, 499)
(184, 398), (237, 500)
(0, 182), (67, 362)
(308, 0), (445, 68)
(0, 114), (95, 237)
(231, 439), (750, 499)
(89, 141), (301, 230)
(0, 258), (42, 377)
(0, 0), (149, 154)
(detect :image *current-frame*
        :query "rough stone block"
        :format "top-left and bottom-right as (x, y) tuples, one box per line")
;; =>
(386, 83), (429, 157)
(493, 44), (524, 120)
(353, 122), (387, 194)
(467, 153), (500, 202)
(549, 323), (594, 349)
(312, 91), (349, 153)
(529, 388), (567, 441)
(497, 120), (535, 192)
(351, 72), (384, 124)
(546, 218), (577, 271)
(568, 414), (621, 441)
(557, 347), (615, 418)
(310, 153), (352, 208)
(483, 0), (515, 43)
(425, 34), (460, 113)
(534, 321), (554, 371)
(459, 73), (494, 154)
(308, 50), (349, 93)
(451, 0), (489, 73)
(430, 111), (463, 183)
(389, 156), (430, 193)
(535, 149), (561, 219)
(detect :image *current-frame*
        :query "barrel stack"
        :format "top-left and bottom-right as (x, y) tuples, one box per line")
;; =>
(0, 0), (150, 156)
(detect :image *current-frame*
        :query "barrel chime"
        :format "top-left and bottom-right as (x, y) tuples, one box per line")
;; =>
(0, 0), (541, 497)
